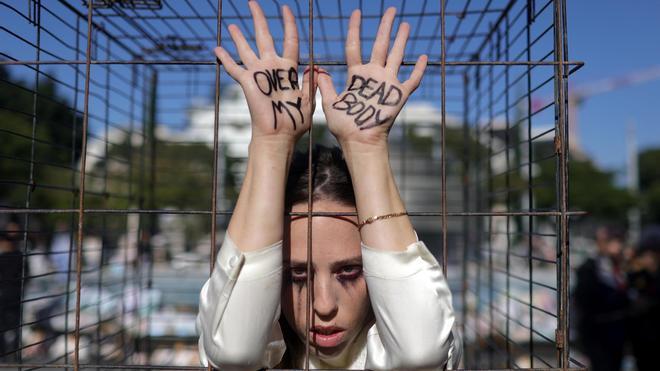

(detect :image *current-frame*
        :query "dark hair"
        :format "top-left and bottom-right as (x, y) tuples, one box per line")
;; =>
(285, 145), (356, 209)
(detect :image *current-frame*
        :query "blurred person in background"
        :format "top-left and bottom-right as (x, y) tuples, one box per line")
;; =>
(50, 220), (73, 286)
(0, 217), (27, 362)
(626, 225), (660, 371)
(574, 225), (628, 371)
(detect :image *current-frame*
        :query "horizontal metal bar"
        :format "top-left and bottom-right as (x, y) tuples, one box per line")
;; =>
(0, 60), (585, 67)
(0, 365), (587, 371)
(94, 9), (507, 21)
(0, 208), (588, 217)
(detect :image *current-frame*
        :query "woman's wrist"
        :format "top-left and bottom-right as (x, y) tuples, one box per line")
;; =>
(345, 153), (400, 215)
(338, 138), (389, 162)
(249, 135), (297, 165)
(340, 142), (400, 216)
(339, 138), (416, 250)
(251, 134), (297, 152)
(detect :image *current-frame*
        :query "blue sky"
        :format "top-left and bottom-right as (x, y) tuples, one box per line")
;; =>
(2, 0), (659, 176)
(566, 1), (660, 173)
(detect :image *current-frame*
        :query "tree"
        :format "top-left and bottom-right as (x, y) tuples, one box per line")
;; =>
(85, 134), (232, 248)
(639, 148), (660, 223)
(534, 152), (635, 224)
(0, 66), (84, 230)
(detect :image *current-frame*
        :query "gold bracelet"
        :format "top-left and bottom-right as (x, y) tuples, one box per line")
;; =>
(358, 211), (408, 230)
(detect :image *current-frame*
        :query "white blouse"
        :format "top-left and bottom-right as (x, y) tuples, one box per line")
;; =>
(196, 232), (461, 370)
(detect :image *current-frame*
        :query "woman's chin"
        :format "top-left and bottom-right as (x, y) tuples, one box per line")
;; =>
(317, 343), (345, 356)
(306, 331), (349, 358)
(312, 342), (348, 359)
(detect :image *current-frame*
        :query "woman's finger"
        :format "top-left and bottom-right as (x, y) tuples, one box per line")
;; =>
(281, 5), (299, 62)
(301, 66), (320, 108)
(214, 46), (246, 81)
(345, 9), (362, 67)
(403, 54), (428, 93)
(386, 22), (410, 77)
(370, 7), (396, 66)
(227, 24), (258, 66)
(248, 0), (277, 57)
(317, 69), (338, 107)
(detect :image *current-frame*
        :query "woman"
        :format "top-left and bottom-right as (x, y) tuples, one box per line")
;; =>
(196, 1), (460, 369)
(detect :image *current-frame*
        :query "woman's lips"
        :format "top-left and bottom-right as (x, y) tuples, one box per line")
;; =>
(310, 326), (346, 348)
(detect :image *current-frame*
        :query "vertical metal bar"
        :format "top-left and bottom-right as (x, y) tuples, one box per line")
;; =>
(504, 11), (512, 369)
(18, 0), (42, 364)
(305, 0), (315, 369)
(65, 15), (82, 368)
(525, 0), (535, 366)
(440, 0), (448, 277)
(208, 1), (223, 370)
(120, 63), (138, 363)
(96, 31), (112, 363)
(314, 0), (331, 58)
(553, 0), (570, 368)
(473, 65), (483, 368)
(145, 69), (158, 360)
(73, 0), (96, 368)
(209, 2), (222, 273)
(27, 0), (32, 24)
(561, 2), (572, 367)
(460, 71), (470, 367)
(486, 32), (494, 367)
(17, 0), (42, 364)
(135, 65), (148, 361)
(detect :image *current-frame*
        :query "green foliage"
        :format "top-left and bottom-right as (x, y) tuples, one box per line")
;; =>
(405, 125), (489, 159)
(639, 149), (660, 191)
(87, 136), (214, 200)
(639, 148), (660, 223)
(534, 154), (635, 223)
(569, 160), (635, 221)
(0, 66), (83, 229)
(85, 137), (219, 245)
(642, 184), (660, 223)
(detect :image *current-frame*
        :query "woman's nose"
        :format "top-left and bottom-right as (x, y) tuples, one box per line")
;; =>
(312, 277), (338, 318)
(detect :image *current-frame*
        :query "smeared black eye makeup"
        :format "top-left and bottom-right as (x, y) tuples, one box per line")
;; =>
(287, 266), (308, 284)
(336, 265), (363, 282)
(285, 256), (363, 285)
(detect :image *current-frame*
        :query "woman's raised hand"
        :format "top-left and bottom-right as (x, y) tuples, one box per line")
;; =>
(214, 1), (314, 145)
(318, 8), (427, 148)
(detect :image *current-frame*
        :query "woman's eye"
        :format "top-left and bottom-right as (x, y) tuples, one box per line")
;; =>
(289, 268), (307, 282)
(341, 266), (360, 274)
(337, 265), (362, 281)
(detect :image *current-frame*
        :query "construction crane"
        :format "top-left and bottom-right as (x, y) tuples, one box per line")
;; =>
(534, 65), (660, 157)
(563, 65), (660, 243)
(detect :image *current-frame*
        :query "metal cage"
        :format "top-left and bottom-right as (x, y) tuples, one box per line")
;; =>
(0, 0), (584, 369)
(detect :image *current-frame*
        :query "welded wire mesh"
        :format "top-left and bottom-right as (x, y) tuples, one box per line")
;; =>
(0, 0), (583, 370)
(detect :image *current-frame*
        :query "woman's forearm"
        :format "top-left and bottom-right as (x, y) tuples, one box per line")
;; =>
(341, 141), (416, 251)
(317, 6), (426, 252)
(227, 137), (295, 252)
(213, 1), (312, 252)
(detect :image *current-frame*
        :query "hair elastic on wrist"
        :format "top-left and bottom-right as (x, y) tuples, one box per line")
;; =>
(358, 211), (408, 230)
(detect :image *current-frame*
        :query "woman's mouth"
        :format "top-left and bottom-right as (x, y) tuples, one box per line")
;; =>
(310, 325), (346, 348)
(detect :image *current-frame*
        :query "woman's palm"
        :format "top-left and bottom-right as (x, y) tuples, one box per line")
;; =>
(214, 1), (314, 142)
(318, 8), (427, 147)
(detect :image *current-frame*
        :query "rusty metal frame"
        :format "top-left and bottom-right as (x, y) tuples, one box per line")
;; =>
(0, 0), (584, 370)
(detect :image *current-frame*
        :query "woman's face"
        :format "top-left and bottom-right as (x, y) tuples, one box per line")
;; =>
(282, 199), (372, 358)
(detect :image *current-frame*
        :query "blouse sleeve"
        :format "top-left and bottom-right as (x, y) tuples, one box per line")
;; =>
(196, 232), (286, 370)
(362, 238), (462, 370)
